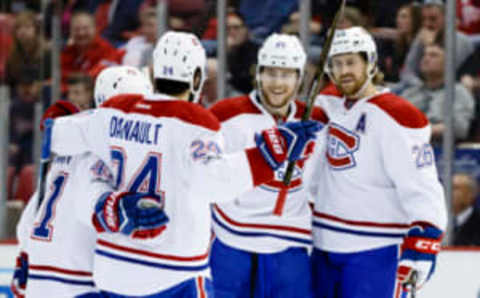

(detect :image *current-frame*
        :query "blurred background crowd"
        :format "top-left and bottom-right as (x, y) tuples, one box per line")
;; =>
(1, 0), (480, 246)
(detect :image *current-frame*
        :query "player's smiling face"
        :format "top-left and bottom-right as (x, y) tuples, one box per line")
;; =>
(330, 53), (368, 97)
(259, 66), (299, 110)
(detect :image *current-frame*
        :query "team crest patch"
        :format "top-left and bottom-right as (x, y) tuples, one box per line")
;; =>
(326, 123), (360, 170)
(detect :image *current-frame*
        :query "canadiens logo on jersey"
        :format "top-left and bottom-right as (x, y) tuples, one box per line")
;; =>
(276, 162), (303, 182)
(326, 123), (360, 170)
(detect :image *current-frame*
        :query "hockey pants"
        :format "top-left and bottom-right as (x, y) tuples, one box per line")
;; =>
(210, 238), (313, 298)
(311, 245), (404, 298)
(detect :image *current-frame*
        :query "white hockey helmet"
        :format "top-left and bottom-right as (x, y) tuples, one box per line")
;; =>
(326, 26), (378, 78)
(256, 33), (307, 81)
(94, 66), (153, 107)
(152, 31), (207, 103)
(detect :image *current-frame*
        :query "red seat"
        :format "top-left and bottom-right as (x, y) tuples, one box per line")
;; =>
(0, 13), (14, 80)
(14, 164), (36, 204)
(6, 166), (16, 200)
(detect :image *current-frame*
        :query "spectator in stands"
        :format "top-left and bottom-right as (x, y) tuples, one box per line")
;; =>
(4, 0), (41, 13)
(61, 11), (123, 92)
(225, 12), (259, 95)
(372, 3), (422, 82)
(101, 0), (144, 45)
(122, 8), (157, 68)
(281, 11), (322, 38)
(452, 173), (480, 246)
(308, 6), (369, 65)
(457, 0), (480, 35)
(9, 71), (40, 172)
(202, 12), (259, 107)
(402, 1), (475, 82)
(140, 0), (206, 34)
(104, 0), (204, 45)
(238, 0), (298, 41)
(6, 10), (51, 89)
(312, 0), (411, 28)
(92, 0), (113, 37)
(337, 6), (367, 30)
(66, 73), (94, 111)
(398, 41), (475, 142)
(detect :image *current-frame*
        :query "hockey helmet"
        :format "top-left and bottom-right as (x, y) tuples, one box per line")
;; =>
(256, 33), (307, 81)
(94, 66), (153, 107)
(326, 26), (378, 78)
(152, 31), (207, 103)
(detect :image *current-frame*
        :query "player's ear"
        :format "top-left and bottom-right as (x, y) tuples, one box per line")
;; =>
(192, 68), (202, 92)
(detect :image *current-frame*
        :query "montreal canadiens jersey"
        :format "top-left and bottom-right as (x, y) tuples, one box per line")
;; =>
(310, 88), (447, 253)
(209, 91), (328, 253)
(49, 93), (274, 295)
(19, 153), (112, 297)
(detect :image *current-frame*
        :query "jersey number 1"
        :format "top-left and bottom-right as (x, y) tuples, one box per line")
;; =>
(31, 173), (68, 241)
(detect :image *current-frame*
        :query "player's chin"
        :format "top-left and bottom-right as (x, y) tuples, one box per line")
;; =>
(339, 84), (358, 97)
(266, 94), (293, 108)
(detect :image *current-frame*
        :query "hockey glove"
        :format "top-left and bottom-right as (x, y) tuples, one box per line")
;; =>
(11, 251), (28, 298)
(397, 222), (443, 290)
(255, 120), (323, 170)
(93, 192), (169, 239)
(40, 100), (79, 131)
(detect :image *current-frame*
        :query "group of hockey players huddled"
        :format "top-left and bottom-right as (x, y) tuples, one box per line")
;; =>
(11, 26), (447, 298)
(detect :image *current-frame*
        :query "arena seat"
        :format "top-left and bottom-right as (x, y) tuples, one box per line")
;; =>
(6, 166), (16, 200)
(14, 164), (36, 203)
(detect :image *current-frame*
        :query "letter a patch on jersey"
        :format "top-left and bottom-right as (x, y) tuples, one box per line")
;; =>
(356, 113), (366, 133)
(326, 123), (360, 170)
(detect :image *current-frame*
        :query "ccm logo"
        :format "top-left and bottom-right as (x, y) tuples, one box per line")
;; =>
(415, 240), (441, 253)
(105, 196), (118, 231)
(267, 129), (285, 155)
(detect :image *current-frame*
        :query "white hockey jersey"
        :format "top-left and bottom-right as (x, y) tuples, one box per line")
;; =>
(310, 88), (447, 253)
(49, 93), (275, 295)
(18, 153), (112, 297)
(209, 92), (328, 253)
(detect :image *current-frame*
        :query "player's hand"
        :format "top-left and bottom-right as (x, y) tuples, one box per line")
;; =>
(11, 251), (28, 298)
(397, 223), (443, 290)
(255, 120), (323, 170)
(93, 192), (169, 239)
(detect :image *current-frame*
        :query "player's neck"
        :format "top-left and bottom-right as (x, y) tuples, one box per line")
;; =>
(265, 105), (290, 119)
(171, 90), (190, 101)
(346, 82), (377, 101)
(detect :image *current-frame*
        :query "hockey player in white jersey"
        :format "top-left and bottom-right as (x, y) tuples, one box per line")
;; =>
(310, 27), (447, 298)
(208, 33), (327, 298)
(11, 100), (80, 298)
(48, 31), (321, 297)
(11, 66), (153, 298)
(94, 65), (153, 107)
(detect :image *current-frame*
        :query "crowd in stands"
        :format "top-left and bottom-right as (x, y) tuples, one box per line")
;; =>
(2, 0), (480, 245)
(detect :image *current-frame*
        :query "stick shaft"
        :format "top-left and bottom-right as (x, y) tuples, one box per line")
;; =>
(283, 0), (346, 185)
(37, 118), (54, 210)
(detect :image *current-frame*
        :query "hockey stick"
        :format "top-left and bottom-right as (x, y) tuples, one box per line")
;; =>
(283, 0), (346, 185)
(36, 118), (54, 210)
(408, 270), (418, 298)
